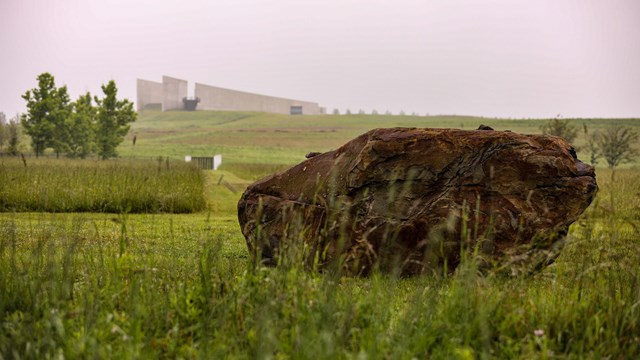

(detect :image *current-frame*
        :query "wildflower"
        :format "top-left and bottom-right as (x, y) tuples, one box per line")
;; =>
(534, 329), (545, 337)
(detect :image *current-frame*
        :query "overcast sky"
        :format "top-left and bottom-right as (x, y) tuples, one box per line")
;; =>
(1, 0), (639, 118)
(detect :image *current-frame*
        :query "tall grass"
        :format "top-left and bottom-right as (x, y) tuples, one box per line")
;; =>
(0, 157), (206, 213)
(0, 170), (639, 358)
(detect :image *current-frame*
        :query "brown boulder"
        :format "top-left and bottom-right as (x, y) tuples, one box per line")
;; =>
(238, 127), (597, 276)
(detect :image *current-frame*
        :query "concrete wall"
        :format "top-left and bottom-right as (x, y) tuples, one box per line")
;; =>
(136, 79), (163, 111)
(162, 76), (188, 111)
(137, 75), (322, 114)
(195, 83), (322, 115)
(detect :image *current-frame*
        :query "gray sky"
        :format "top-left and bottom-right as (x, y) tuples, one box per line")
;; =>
(1, 0), (639, 118)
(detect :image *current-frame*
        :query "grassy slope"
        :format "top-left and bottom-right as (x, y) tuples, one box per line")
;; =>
(121, 111), (640, 177)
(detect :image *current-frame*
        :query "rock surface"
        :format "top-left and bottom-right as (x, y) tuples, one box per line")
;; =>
(238, 127), (598, 276)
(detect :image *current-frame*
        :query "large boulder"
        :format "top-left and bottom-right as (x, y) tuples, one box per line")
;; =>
(238, 127), (598, 276)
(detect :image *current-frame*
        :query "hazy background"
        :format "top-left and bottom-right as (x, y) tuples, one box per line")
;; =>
(1, 0), (639, 118)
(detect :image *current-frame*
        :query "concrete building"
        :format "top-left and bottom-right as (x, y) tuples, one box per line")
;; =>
(162, 76), (188, 111)
(136, 76), (187, 112)
(136, 75), (323, 115)
(136, 78), (163, 111)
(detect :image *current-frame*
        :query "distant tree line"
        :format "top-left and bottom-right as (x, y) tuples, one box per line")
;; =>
(20, 72), (136, 159)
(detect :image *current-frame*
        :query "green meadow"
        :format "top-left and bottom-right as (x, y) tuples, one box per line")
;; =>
(120, 111), (640, 179)
(0, 158), (206, 213)
(1, 111), (639, 358)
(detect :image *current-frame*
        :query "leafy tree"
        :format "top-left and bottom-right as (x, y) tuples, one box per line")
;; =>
(67, 92), (96, 158)
(332, 109), (340, 115)
(49, 87), (71, 157)
(94, 80), (136, 159)
(585, 132), (600, 166)
(7, 116), (21, 156)
(539, 117), (578, 144)
(21, 73), (71, 157)
(593, 126), (638, 168)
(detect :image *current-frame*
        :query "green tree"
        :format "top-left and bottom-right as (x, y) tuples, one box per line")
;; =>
(585, 132), (600, 166)
(594, 125), (638, 168)
(539, 117), (578, 144)
(49, 87), (71, 158)
(94, 80), (136, 159)
(7, 117), (21, 156)
(21, 73), (71, 157)
(66, 92), (97, 158)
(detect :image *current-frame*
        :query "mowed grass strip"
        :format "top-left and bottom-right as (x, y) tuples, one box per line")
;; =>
(0, 158), (206, 213)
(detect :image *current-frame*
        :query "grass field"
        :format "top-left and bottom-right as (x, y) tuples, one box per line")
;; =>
(1, 111), (639, 358)
(121, 111), (640, 179)
(0, 158), (206, 213)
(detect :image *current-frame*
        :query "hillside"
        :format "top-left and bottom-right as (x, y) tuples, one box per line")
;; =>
(119, 110), (640, 179)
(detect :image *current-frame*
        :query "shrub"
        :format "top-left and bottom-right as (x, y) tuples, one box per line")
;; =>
(591, 125), (639, 168)
(540, 117), (578, 144)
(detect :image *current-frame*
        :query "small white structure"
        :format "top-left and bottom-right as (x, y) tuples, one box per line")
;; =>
(184, 154), (222, 170)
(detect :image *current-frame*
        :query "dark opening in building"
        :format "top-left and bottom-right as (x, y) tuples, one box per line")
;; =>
(183, 97), (200, 111)
(290, 106), (303, 115)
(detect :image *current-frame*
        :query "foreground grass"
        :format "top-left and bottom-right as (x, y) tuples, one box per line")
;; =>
(1, 170), (639, 358)
(0, 158), (206, 213)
